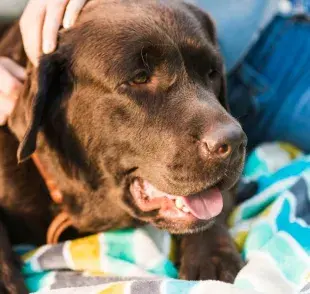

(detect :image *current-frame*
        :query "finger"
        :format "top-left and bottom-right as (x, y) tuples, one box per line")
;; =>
(0, 67), (23, 99)
(0, 94), (17, 113)
(0, 58), (27, 81)
(63, 0), (88, 28)
(0, 114), (8, 126)
(42, 0), (71, 54)
(20, 0), (47, 66)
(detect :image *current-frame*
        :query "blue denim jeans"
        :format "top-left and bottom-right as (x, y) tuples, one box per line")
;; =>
(193, 0), (279, 72)
(228, 15), (310, 152)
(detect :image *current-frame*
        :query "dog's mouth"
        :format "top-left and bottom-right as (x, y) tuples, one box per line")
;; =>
(130, 178), (223, 221)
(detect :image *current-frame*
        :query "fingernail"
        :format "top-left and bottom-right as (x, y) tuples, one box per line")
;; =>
(63, 18), (74, 29)
(43, 42), (55, 54)
(20, 69), (27, 80)
(63, 19), (71, 29)
(32, 58), (39, 68)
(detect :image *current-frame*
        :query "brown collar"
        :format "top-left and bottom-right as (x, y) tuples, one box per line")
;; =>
(31, 153), (73, 244)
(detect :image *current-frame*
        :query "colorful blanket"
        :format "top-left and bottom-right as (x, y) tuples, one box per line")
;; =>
(17, 143), (310, 293)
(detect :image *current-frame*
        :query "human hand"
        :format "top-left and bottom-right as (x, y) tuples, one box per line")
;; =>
(0, 57), (26, 125)
(20, 0), (88, 66)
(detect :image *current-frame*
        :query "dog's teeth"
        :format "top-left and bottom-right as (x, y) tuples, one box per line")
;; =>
(175, 198), (183, 209)
(182, 206), (190, 213)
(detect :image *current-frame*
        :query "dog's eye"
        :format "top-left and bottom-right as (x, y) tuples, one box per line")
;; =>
(208, 69), (219, 80)
(129, 71), (150, 85)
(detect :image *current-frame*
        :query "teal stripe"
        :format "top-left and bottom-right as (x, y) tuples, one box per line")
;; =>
(258, 159), (310, 192)
(24, 271), (54, 293)
(22, 262), (39, 276)
(235, 279), (256, 290)
(164, 280), (196, 294)
(101, 255), (146, 276)
(261, 234), (308, 284)
(149, 260), (178, 278)
(243, 221), (274, 259)
(240, 191), (281, 220)
(276, 199), (310, 253)
(243, 150), (269, 180)
(103, 229), (135, 263)
(240, 160), (310, 221)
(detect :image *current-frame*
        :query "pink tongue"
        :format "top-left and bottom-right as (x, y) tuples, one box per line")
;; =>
(182, 188), (223, 220)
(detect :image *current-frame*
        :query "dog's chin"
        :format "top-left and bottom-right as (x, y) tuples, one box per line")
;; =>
(128, 177), (227, 234)
(153, 216), (216, 235)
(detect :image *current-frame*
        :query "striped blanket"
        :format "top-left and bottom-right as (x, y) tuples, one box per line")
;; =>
(17, 143), (310, 293)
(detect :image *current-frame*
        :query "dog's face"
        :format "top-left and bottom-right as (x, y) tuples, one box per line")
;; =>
(12, 1), (246, 234)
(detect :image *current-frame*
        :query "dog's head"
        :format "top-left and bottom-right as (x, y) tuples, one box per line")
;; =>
(11, 1), (247, 234)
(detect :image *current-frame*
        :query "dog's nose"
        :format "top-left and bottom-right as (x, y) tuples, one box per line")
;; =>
(200, 124), (247, 161)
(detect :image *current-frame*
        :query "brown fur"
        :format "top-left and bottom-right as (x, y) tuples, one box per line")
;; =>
(0, 1), (246, 292)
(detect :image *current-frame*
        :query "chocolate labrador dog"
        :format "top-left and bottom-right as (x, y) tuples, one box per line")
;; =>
(0, 0), (247, 292)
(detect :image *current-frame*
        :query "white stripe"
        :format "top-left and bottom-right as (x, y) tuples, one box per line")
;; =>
(63, 241), (75, 270)
(98, 233), (107, 272)
(27, 244), (52, 272)
(192, 280), (263, 294)
(235, 177), (299, 223)
(236, 251), (296, 294)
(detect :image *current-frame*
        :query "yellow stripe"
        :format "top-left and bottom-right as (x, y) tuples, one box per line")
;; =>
(98, 282), (126, 294)
(21, 249), (38, 262)
(68, 234), (101, 271)
(234, 231), (248, 252)
(228, 208), (239, 227)
(304, 271), (310, 282)
(169, 236), (178, 263)
(85, 271), (110, 277)
(279, 142), (301, 159)
(259, 205), (272, 218)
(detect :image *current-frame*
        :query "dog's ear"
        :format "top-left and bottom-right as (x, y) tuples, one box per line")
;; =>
(184, 3), (230, 111)
(219, 73), (230, 112)
(16, 52), (72, 162)
(184, 3), (217, 45)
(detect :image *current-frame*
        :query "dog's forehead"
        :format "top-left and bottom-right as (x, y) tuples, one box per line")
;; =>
(75, 0), (211, 46)
(80, 0), (188, 22)
(61, 0), (220, 82)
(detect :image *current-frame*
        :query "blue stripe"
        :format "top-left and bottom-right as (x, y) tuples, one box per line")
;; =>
(289, 177), (310, 224)
(258, 158), (310, 191)
(276, 199), (310, 253)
